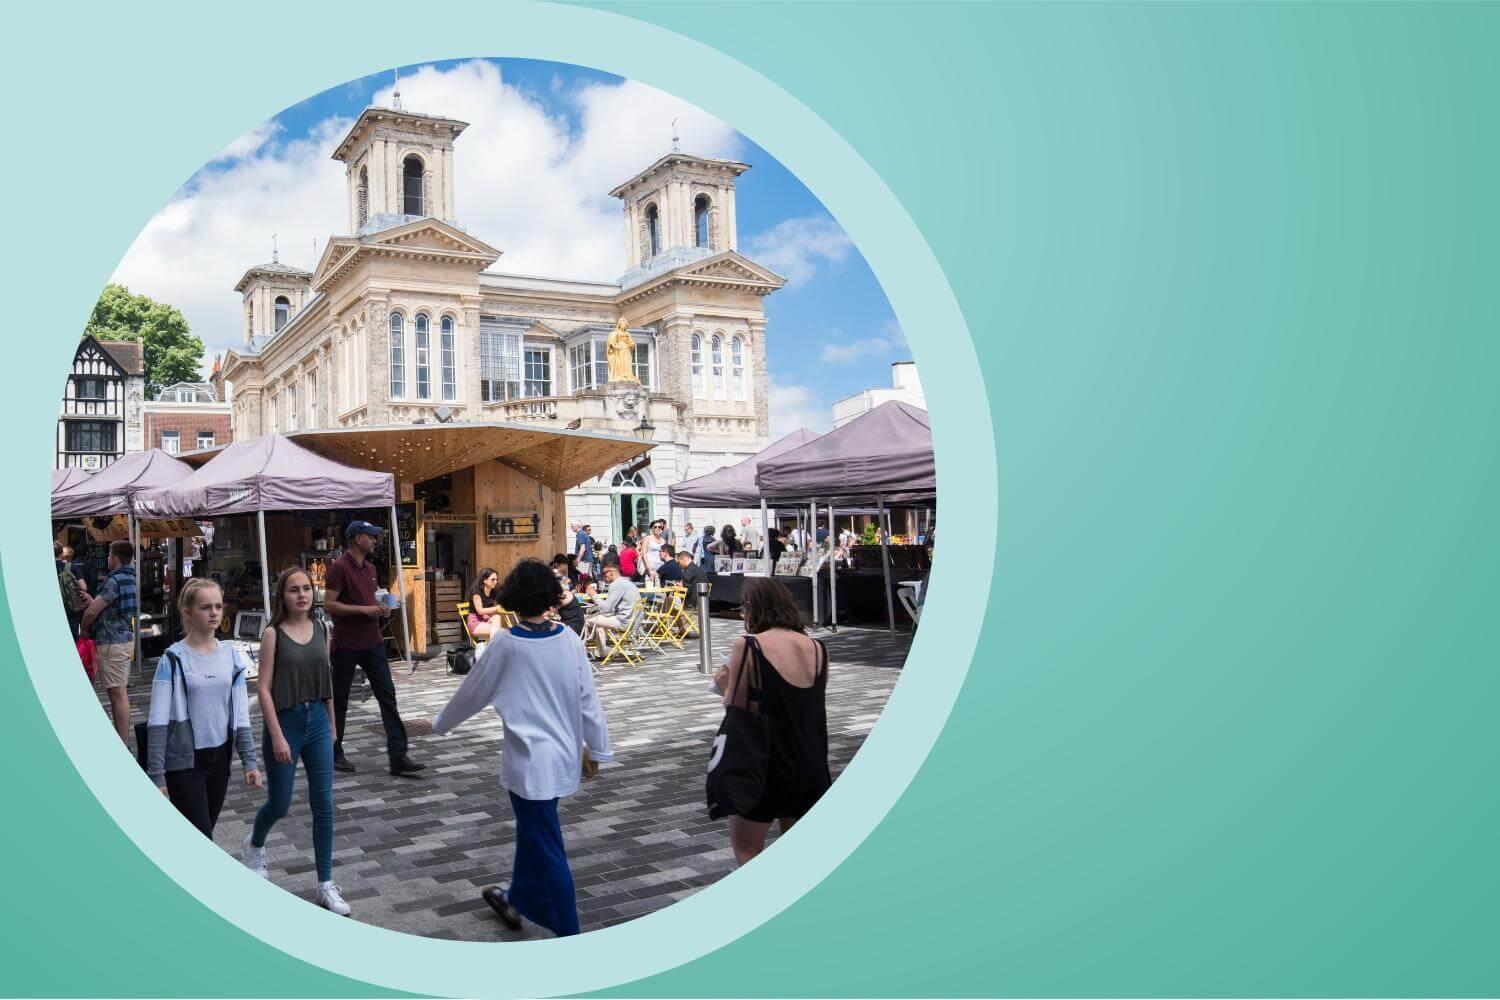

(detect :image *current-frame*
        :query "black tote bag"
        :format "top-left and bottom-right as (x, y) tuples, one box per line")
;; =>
(706, 638), (770, 819)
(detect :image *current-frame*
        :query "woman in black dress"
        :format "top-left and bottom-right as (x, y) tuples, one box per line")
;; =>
(718, 524), (741, 556)
(712, 577), (830, 866)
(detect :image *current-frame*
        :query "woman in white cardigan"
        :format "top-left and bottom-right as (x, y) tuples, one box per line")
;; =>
(434, 559), (614, 937)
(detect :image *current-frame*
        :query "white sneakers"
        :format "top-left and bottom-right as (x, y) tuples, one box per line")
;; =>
(317, 881), (352, 917)
(241, 833), (269, 879)
(243, 833), (349, 917)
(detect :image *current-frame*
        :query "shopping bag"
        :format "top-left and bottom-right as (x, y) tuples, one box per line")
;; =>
(706, 641), (769, 819)
(76, 637), (96, 683)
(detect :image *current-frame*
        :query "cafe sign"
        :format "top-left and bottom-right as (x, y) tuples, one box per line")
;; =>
(485, 509), (540, 542)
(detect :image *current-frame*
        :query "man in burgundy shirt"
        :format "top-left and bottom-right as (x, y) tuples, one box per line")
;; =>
(325, 520), (424, 777)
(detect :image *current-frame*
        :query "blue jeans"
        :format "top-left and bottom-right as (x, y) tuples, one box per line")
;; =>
(251, 701), (335, 882)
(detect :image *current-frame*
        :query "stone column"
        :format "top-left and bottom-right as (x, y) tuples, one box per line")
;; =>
(748, 317), (769, 438)
(659, 316), (694, 410)
(463, 305), (483, 420)
(318, 345), (332, 428)
(366, 298), (392, 422)
(623, 201), (635, 270)
(717, 186), (730, 251)
(443, 146), (456, 219)
(370, 140), (386, 216)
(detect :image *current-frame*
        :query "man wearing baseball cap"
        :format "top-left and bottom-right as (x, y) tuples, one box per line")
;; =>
(324, 520), (424, 777)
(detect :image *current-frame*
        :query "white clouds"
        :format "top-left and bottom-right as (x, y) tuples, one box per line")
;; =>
(743, 215), (853, 289)
(211, 121), (283, 163)
(109, 60), (744, 369)
(768, 377), (831, 439)
(818, 320), (908, 365)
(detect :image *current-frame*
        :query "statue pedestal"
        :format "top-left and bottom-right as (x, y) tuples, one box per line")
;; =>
(606, 380), (647, 423)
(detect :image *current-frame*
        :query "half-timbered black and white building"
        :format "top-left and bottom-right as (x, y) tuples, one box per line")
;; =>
(56, 336), (146, 469)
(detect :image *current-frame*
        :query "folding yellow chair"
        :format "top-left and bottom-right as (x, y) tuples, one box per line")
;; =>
(457, 601), (478, 644)
(639, 587), (685, 650)
(598, 604), (644, 669)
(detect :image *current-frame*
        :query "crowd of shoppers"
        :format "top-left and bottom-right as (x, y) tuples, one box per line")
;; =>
(59, 511), (835, 936)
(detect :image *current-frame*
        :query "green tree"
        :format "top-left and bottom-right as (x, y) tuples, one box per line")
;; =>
(82, 283), (204, 398)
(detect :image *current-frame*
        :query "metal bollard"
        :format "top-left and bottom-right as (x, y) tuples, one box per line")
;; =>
(697, 581), (713, 674)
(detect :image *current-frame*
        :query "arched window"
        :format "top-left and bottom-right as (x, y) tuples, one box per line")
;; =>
(645, 203), (660, 257)
(694, 195), (711, 248)
(388, 313), (405, 398)
(731, 336), (745, 400)
(414, 313), (431, 400)
(711, 335), (725, 400)
(274, 296), (290, 332)
(440, 316), (456, 401)
(357, 166), (369, 227)
(611, 470), (647, 489)
(403, 155), (424, 216)
(691, 334), (705, 398)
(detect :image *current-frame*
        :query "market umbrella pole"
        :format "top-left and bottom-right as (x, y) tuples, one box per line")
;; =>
(129, 514), (140, 672)
(877, 494), (896, 633)
(256, 511), (273, 627)
(389, 504), (413, 673)
(809, 500), (819, 629)
(759, 498), (770, 573)
(828, 504), (838, 633)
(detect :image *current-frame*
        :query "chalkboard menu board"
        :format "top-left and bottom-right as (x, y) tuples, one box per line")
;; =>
(485, 509), (540, 542)
(395, 501), (419, 567)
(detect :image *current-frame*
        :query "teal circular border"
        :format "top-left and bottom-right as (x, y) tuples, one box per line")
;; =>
(8, 4), (993, 996)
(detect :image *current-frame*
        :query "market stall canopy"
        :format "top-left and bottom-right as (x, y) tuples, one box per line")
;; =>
(756, 401), (935, 505)
(668, 428), (822, 508)
(50, 466), (92, 497)
(136, 434), (394, 517)
(180, 422), (652, 494)
(51, 449), (195, 519)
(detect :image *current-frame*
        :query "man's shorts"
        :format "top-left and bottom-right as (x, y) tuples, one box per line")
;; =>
(95, 642), (132, 689)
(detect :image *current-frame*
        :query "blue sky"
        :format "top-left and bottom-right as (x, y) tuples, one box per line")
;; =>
(115, 58), (910, 435)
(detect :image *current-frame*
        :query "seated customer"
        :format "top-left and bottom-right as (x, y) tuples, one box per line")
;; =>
(657, 545), (681, 584)
(675, 549), (704, 594)
(582, 561), (638, 658)
(549, 557), (588, 636)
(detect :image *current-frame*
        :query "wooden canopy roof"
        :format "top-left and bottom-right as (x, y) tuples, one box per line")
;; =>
(180, 422), (651, 492)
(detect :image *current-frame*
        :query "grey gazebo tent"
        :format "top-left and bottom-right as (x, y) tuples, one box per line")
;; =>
(668, 427), (822, 619)
(52, 449), (196, 668)
(756, 401), (935, 632)
(668, 427), (821, 508)
(51, 449), (195, 519)
(50, 466), (92, 497)
(135, 435), (408, 661)
(755, 401), (934, 505)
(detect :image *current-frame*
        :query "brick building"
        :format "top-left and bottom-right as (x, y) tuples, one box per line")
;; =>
(142, 380), (233, 456)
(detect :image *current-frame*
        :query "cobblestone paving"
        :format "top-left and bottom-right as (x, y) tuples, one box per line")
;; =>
(107, 623), (908, 940)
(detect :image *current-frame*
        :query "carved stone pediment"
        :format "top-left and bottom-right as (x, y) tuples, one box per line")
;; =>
(312, 219), (500, 293)
(678, 253), (782, 285)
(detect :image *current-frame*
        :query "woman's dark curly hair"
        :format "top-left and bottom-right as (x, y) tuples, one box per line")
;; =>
(496, 558), (564, 617)
(741, 576), (807, 634)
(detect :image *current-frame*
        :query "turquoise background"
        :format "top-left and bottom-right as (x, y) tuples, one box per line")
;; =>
(3, 1), (1499, 996)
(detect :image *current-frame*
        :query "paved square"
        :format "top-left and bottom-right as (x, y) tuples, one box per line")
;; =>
(105, 623), (908, 939)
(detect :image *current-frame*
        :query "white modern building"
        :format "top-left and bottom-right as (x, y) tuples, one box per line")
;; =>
(832, 360), (926, 428)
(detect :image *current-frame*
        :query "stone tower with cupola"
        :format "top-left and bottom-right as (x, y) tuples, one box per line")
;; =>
(331, 105), (467, 234)
(611, 152), (747, 283)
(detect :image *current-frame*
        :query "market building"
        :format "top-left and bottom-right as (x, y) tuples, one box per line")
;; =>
(56, 336), (146, 470)
(213, 99), (785, 547)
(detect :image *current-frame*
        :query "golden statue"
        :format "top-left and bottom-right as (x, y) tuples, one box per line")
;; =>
(606, 317), (638, 383)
